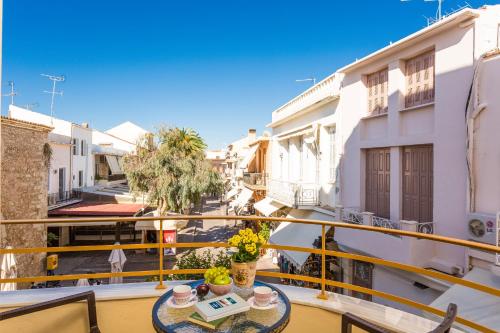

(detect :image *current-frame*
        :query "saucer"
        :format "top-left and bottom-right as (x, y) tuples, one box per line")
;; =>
(247, 296), (278, 310)
(166, 296), (197, 309)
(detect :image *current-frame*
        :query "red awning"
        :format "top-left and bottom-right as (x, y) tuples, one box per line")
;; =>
(48, 202), (145, 217)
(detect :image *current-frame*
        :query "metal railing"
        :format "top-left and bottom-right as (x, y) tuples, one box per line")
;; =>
(371, 216), (400, 230)
(1, 215), (499, 333)
(268, 179), (319, 207)
(242, 172), (268, 187)
(341, 208), (363, 224)
(0, 290), (101, 333)
(47, 189), (82, 207)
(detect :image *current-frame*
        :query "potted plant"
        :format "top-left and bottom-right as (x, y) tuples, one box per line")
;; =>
(228, 228), (266, 288)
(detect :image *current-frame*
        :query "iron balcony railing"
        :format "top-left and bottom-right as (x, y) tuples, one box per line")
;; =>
(242, 172), (268, 187)
(0, 216), (499, 332)
(267, 179), (319, 207)
(339, 207), (434, 236)
(47, 189), (82, 207)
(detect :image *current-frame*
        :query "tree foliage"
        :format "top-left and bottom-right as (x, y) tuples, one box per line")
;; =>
(123, 127), (224, 213)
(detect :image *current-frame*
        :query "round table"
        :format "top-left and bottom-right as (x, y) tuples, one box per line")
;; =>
(152, 280), (291, 333)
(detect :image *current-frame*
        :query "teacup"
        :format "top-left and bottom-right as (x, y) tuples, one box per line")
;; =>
(254, 286), (278, 307)
(173, 285), (197, 305)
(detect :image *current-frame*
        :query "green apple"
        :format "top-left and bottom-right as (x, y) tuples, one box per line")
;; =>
(214, 275), (231, 285)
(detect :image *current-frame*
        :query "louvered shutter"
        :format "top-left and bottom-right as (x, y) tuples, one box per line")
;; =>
(405, 51), (434, 108)
(367, 68), (388, 115)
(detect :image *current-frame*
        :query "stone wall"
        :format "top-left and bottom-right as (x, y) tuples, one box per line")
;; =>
(1, 117), (52, 287)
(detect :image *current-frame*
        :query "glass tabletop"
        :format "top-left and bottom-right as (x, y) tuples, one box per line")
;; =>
(152, 280), (291, 333)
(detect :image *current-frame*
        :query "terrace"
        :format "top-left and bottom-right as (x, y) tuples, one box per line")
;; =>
(0, 215), (499, 333)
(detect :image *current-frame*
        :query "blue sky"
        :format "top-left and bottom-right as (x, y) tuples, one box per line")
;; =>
(2, 0), (498, 148)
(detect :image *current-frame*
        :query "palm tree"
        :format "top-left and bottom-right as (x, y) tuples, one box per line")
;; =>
(123, 126), (223, 214)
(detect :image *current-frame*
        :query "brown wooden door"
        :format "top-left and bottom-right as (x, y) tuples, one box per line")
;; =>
(365, 148), (390, 218)
(402, 145), (433, 222)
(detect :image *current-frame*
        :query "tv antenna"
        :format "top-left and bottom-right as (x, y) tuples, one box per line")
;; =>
(3, 81), (18, 105)
(401, 0), (444, 24)
(24, 102), (40, 110)
(295, 78), (316, 86)
(41, 73), (65, 122)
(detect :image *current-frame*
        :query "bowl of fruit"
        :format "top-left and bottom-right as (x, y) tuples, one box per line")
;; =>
(204, 266), (233, 296)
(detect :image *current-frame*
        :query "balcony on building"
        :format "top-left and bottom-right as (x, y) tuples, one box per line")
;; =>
(0, 215), (498, 333)
(267, 179), (319, 208)
(47, 189), (83, 210)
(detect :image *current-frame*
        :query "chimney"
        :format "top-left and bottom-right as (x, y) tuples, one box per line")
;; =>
(81, 122), (89, 128)
(248, 129), (256, 142)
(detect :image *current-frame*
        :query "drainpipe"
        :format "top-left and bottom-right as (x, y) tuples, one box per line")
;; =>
(69, 124), (74, 191)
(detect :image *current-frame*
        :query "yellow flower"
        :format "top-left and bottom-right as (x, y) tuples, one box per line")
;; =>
(229, 235), (241, 247)
(245, 243), (256, 254)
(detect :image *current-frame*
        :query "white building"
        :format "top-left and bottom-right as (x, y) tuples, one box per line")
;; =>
(225, 129), (257, 187)
(267, 5), (500, 315)
(105, 121), (148, 149)
(8, 105), (148, 206)
(9, 106), (93, 204)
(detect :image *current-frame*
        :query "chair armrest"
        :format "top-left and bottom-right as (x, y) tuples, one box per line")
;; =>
(0, 290), (101, 333)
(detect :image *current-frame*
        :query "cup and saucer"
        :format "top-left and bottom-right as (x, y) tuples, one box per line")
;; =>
(248, 286), (278, 310)
(166, 285), (198, 309)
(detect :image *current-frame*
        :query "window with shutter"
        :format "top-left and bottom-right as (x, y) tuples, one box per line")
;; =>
(81, 140), (85, 156)
(73, 138), (80, 155)
(405, 51), (435, 108)
(366, 68), (388, 115)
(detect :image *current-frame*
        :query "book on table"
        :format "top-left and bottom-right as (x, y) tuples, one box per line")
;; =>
(194, 292), (250, 322)
(188, 312), (229, 330)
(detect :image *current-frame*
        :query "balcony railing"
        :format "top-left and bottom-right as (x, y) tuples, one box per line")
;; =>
(47, 189), (82, 207)
(0, 216), (499, 333)
(338, 207), (434, 236)
(267, 179), (319, 207)
(242, 172), (268, 187)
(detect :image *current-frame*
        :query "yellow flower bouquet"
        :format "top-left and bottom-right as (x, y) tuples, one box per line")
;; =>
(228, 228), (267, 263)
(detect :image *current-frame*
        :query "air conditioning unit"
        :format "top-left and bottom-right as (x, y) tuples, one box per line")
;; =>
(467, 212), (498, 245)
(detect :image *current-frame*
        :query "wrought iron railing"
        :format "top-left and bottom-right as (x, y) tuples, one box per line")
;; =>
(0, 216), (499, 332)
(242, 172), (268, 187)
(372, 216), (400, 230)
(47, 189), (82, 207)
(341, 208), (363, 224)
(268, 179), (319, 207)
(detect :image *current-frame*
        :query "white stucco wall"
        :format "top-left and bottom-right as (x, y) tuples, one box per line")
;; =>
(47, 143), (71, 195)
(472, 54), (500, 214)
(336, 9), (500, 270)
(92, 129), (135, 154)
(270, 99), (341, 207)
(71, 125), (93, 188)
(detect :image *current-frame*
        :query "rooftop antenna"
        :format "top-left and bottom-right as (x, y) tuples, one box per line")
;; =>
(3, 81), (18, 105)
(24, 102), (40, 111)
(401, 0), (444, 25)
(295, 78), (316, 86)
(41, 73), (65, 123)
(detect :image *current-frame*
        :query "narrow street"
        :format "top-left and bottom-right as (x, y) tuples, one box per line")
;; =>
(53, 196), (278, 287)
